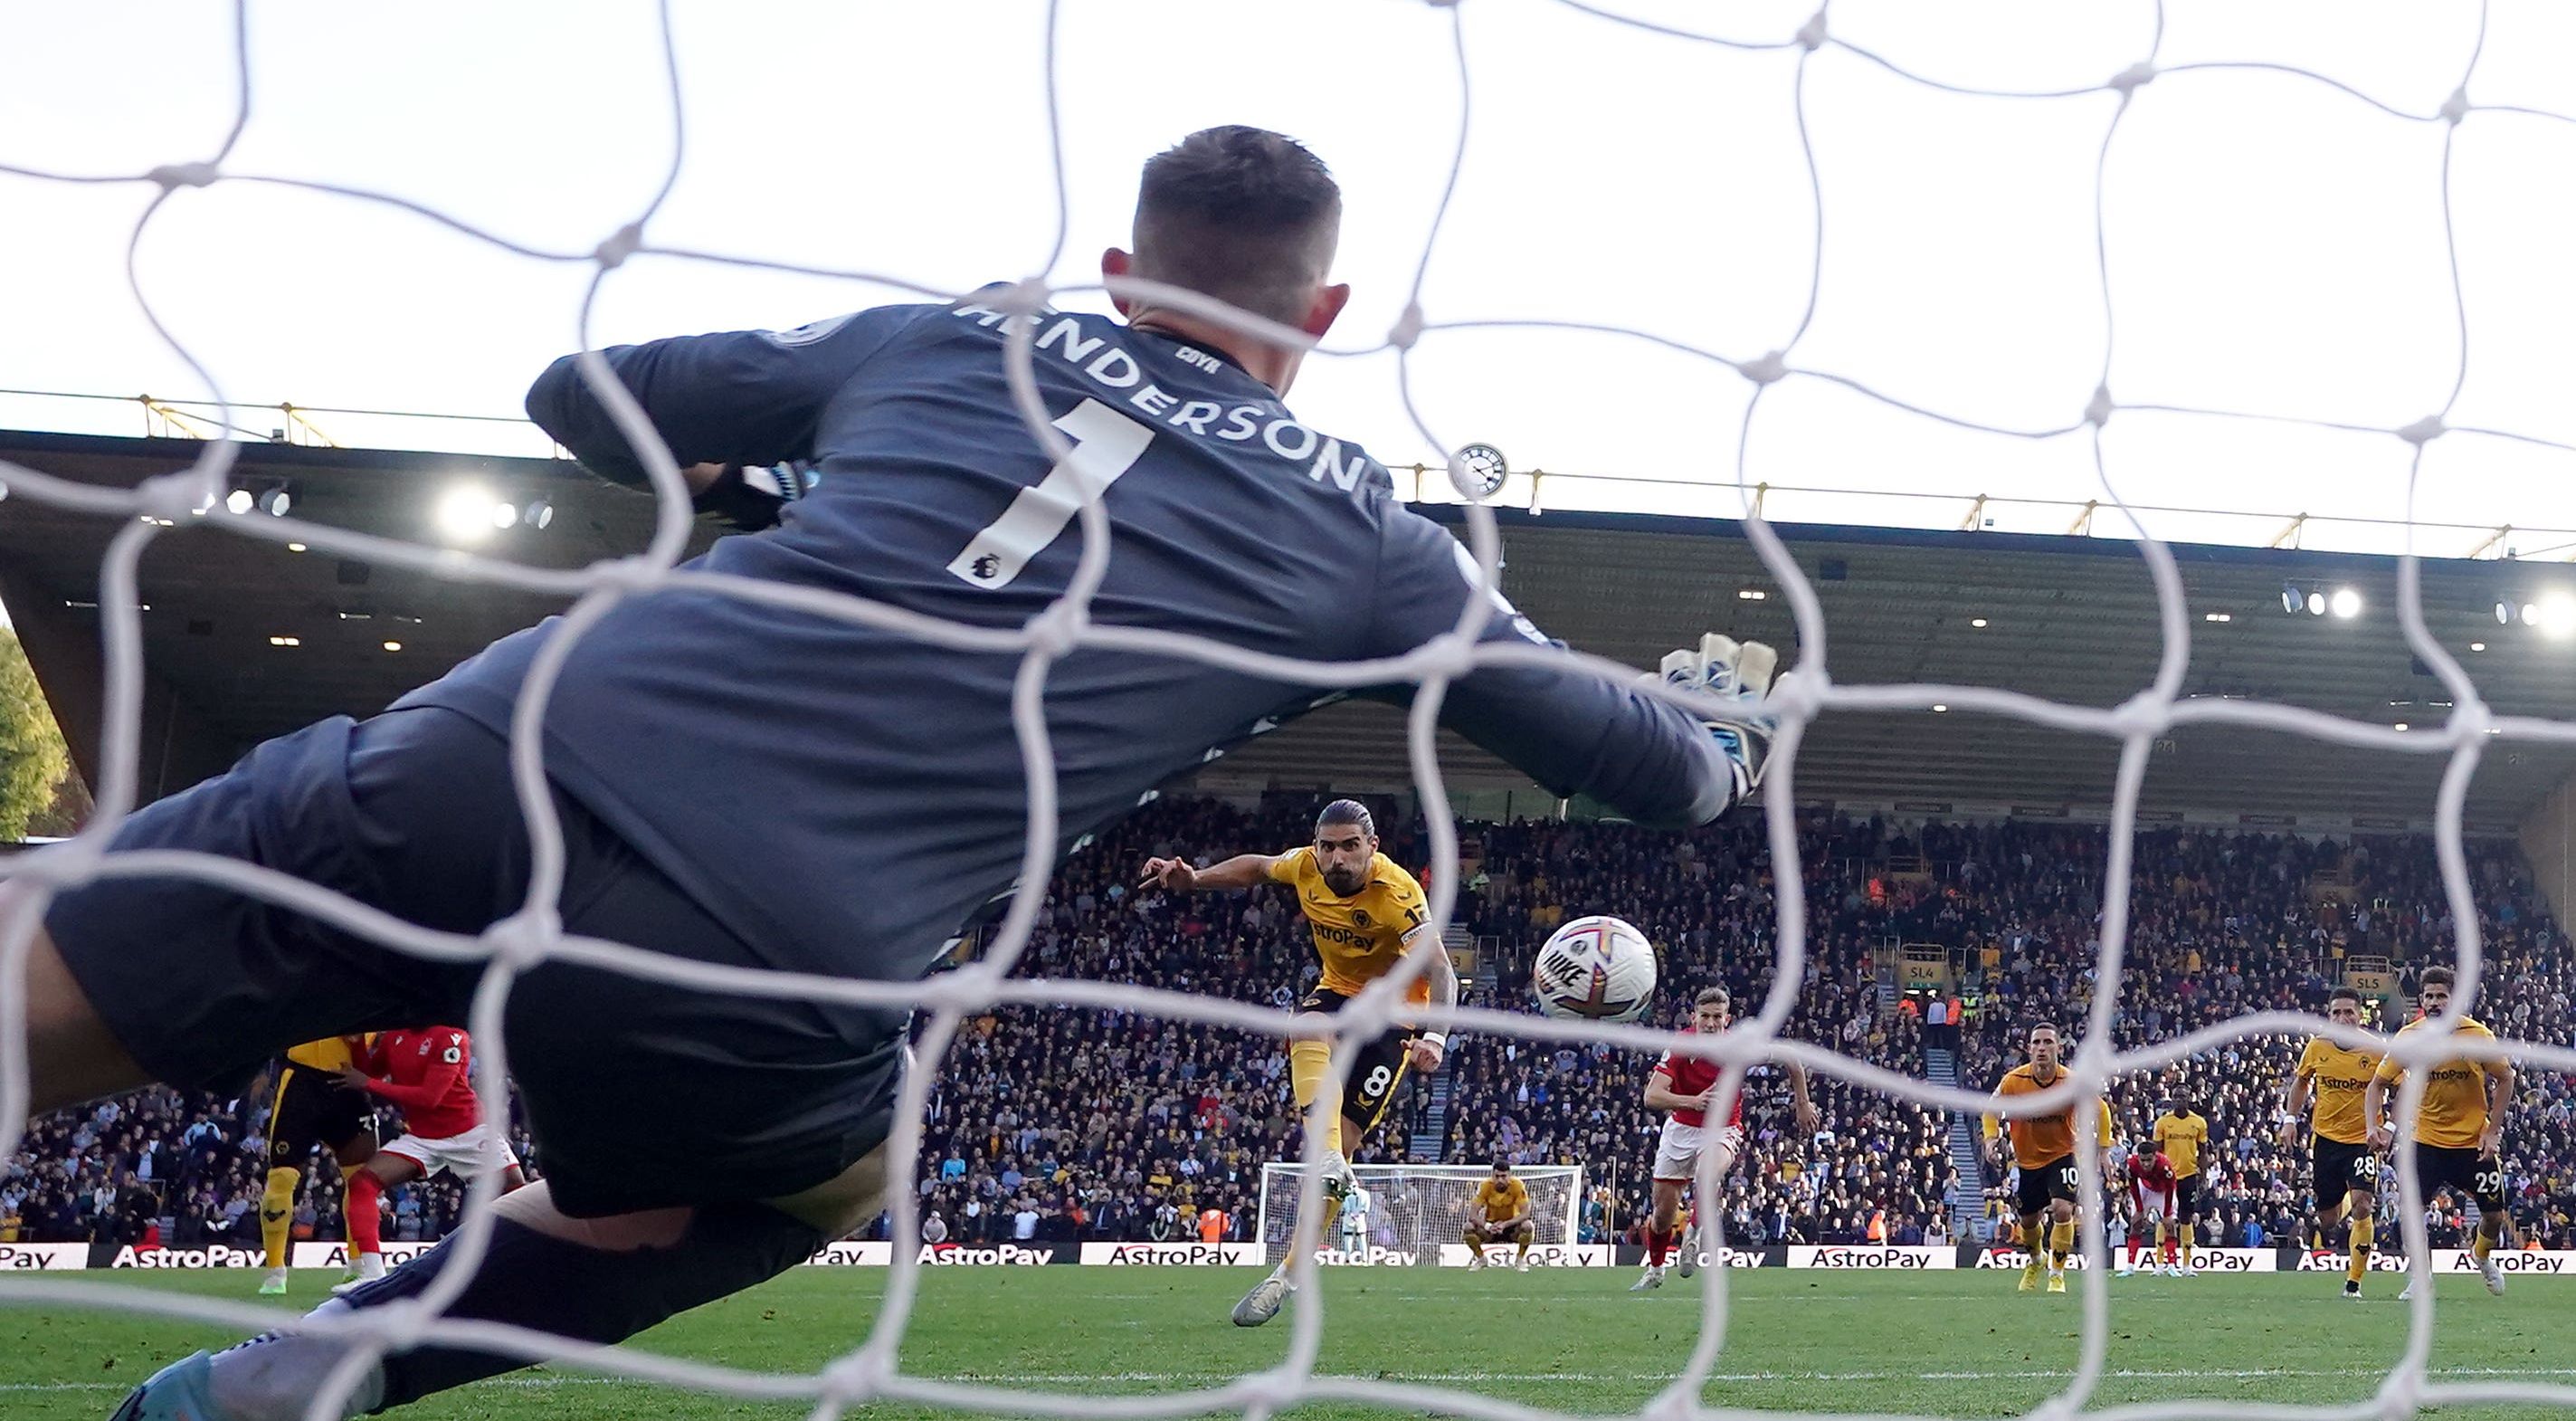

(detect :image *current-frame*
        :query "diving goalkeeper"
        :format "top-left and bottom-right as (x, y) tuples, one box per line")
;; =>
(17, 126), (1780, 1420)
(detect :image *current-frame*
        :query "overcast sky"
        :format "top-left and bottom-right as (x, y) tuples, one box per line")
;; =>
(5, 0), (2575, 560)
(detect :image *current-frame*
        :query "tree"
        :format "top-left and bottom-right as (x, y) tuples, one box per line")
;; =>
(0, 627), (76, 843)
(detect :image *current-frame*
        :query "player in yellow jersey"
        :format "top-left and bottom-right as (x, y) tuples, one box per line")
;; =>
(1465, 1159), (1535, 1272)
(1139, 798), (1458, 1327)
(2151, 1094), (2211, 1277)
(252, 1035), (378, 1295)
(2364, 966), (2514, 1299)
(2280, 986), (2385, 1299)
(1982, 1024), (2114, 1295)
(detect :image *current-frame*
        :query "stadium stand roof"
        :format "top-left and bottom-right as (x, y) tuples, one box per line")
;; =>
(3, 429), (2568, 835)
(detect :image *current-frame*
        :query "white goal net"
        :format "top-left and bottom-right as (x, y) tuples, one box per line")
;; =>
(5, 5), (2576, 1421)
(1257, 1163), (1584, 1267)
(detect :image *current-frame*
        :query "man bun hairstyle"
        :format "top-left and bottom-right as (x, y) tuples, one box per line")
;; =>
(1134, 126), (1342, 327)
(1317, 798), (1375, 839)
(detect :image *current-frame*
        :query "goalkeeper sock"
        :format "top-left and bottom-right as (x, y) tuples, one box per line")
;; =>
(347, 1170), (383, 1259)
(202, 1203), (825, 1416)
(261, 1168), (299, 1271)
(2048, 1219), (2074, 1271)
(2350, 1217), (2373, 1283)
(2179, 1223), (2194, 1267)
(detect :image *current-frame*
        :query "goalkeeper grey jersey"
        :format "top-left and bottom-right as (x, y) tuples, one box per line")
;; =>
(401, 293), (1731, 985)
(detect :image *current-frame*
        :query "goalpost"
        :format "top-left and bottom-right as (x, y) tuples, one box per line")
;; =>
(1256, 1163), (1584, 1266)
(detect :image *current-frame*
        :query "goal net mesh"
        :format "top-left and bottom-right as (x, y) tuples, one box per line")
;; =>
(1256, 1163), (1583, 1266)
(3, 4), (2575, 1421)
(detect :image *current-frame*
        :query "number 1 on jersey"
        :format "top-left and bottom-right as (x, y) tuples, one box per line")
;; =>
(948, 398), (1153, 590)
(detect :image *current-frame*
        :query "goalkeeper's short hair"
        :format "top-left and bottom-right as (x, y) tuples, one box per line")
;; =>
(1135, 125), (1341, 326)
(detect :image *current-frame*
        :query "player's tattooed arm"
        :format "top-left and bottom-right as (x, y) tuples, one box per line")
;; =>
(1136, 852), (1279, 893)
(1404, 932), (1458, 1072)
(2362, 1072), (2394, 1150)
(1784, 1059), (1820, 1135)
(2479, 1060), (2514, 1159)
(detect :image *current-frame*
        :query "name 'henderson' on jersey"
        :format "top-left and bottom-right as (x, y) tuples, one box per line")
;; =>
(401, 293), (1735, 989)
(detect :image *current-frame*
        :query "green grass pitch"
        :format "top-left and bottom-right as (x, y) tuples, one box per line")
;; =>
(3, 1268), (2570, 1419)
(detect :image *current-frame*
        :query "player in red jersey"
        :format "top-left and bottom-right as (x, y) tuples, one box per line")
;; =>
(333, 1025), (526, 1287)
(2116, 1143), (2175, 1276)
(1633, 985), (1816, 1291)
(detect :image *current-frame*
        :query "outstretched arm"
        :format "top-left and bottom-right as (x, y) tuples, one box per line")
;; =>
(1364, 513), (1758, 830)
(525, 304), (935, 522)
(1137, 852), (1281, 893)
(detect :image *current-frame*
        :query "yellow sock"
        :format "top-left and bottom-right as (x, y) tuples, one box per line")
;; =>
(1315, 1190), (1345, 1242)
(1288, 1039), (1345, 1156)
(260, 1168), (299, 1271)
(2179, 1223), (2195, 1265)
(2020, 1214), (2047, 1272)
(2474, 1219), (2497, 1262)
(2048, 1219), (2076, 1270)
(1517, 1235), (1533, 1261)
(2350, 1217), (2373, 1283)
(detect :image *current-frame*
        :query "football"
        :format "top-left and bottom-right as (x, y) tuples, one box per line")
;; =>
(1528, 915), (1657, 1023)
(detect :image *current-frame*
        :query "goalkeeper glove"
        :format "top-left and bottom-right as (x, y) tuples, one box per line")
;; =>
(1658, 633), (1780, 805)
(694, 460), (816, 530)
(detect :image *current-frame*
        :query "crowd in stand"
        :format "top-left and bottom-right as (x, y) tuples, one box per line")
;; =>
(10, 796), (2574, 1257)
(1, 1076), (536, 1251)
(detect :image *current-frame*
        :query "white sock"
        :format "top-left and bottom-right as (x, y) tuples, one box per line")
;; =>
(205, 1300), (387, 1420)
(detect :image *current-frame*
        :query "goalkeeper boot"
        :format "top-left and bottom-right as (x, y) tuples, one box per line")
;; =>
(256, 1267), (289, 1297)
(2343, 1280), (2363, 1300)
(1677, 1226), (1699, 1279)
(108, 1350), (218, 1421)
(1231, 1274), (1290, 1328)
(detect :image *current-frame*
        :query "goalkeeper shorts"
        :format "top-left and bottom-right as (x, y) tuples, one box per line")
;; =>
(46, 705), (901, 1218)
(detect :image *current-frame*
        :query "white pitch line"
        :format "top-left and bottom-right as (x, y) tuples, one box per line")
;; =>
(13, 1365), (2576, 1395)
